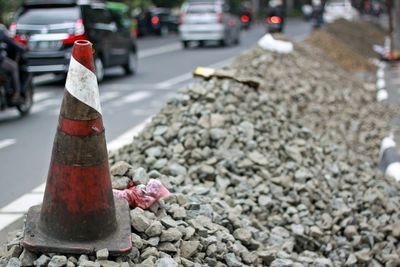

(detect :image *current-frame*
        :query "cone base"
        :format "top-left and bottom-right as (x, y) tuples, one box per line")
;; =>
(22, 198), (132, 255)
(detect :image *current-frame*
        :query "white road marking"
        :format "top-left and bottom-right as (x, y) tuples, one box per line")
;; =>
(0, 139), (16, 150)
(0, 194), (44, 213)
(31, 99), (60, 114)
(138, 43), (181, 59)
(33, 91), (54, 102)
(111, 91), (152, 108)
(100, 91), (121, 103)
(32, 183), (46, 193)
(0, 214), (23, 230)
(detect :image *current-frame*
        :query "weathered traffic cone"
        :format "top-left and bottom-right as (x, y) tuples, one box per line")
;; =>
(22, 40), (131, 255)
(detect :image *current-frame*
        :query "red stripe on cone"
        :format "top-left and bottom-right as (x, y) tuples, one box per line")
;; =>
(71, 40), (95, 73)
(58, 116), (104, 136)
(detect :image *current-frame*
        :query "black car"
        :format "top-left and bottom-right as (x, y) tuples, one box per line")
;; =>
(135, 8), (178, 37)
(10, 0), (138, 82)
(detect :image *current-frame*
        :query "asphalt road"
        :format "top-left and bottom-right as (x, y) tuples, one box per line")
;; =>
(0, 20), (311, 237)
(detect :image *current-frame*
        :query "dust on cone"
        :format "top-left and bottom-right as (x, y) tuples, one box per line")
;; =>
(22, 40), (131, 255)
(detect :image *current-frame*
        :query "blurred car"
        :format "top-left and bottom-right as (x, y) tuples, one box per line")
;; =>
(179, 1), (241, 48)
(10, 0), (138, 82)
(323, 0), (359, 23)
(135, 8), (179, 37)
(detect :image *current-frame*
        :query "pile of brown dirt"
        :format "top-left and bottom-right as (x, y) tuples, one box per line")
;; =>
(306, 29), (376, 72)
(325, 19), (386, 59)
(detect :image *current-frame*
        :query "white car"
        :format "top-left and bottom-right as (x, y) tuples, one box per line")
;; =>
(323, 0), (359, 23)
(178, 1), (241, 48)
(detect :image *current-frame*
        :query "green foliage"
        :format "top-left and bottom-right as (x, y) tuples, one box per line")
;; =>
(0, 0), (24, 24)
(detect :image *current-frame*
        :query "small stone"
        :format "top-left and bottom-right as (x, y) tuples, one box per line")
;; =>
(145, 221), (163, 237)
(158, 242), (177, 253)
(78, 255), (89, 265)
(210, 114), (225, 128)
(96, 261), (119, 267)
(224, 253), (242, 267)
(133, 167), (149, 185)
(233, 228), (252, 245)
(19, 249), (36, 266)
(7, 246), (23, 259)
(160, 228), (182, 242)
(345, 254), (357, 266)
(344, 225), (357, 239)
(130, 208), (151, 232)
(354, 249), (371, 263)
(131, 233), (143, 249)
(170, 206), (186, 220)
(110, 161), (131, 176)
(48, 256), (67, 267)
(180, 241), (200, 259)
(6, 258), (21, 267)
(314, 258), (333, 267)
(160, 216), (177, 228)
(153, 159), (167, 169)
(96, 249), (109, 261)
(66, 261), (75, 267)
(80, 261), (95, 267)
(111, 176), (131, 190)
(146, 237), (160, 247)
(34, 255), (50, 267)
(291, 224), (305, 235)
(169, 163), (187, 176)
(270, 259), (294, 267)
(210, 128), (227, 140)
(155, 258), (178, 267)
(145, 147), (162, 158)
(154, 126), (168, 136)
(248, 151), (268, 165)
(141, 247), (159, 260)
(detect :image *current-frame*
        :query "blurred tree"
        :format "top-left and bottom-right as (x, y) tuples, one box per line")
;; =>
(0, 0), (24, 24)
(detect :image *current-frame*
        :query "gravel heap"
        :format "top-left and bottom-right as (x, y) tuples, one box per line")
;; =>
(324, 19), (386, 59)
(231, 41), (396, 166)
(306, 30), (376, 73)
(1, 24), (399, 267)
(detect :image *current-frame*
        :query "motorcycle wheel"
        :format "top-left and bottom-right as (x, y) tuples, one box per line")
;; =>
(17, 82), (34, 116)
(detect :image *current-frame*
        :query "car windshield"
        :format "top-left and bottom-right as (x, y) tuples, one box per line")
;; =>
(186, 5), (217, 14)
(18, 7), (80, 25)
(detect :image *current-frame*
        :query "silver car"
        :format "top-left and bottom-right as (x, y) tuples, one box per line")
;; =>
(179, 1), (241, 48)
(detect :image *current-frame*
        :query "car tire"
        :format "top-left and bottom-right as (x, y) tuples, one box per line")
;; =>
(94, 56), (105, 83)
(123, 50), (138, 75)
(182, 41), (189, 49)
(17, 81), (34, 116)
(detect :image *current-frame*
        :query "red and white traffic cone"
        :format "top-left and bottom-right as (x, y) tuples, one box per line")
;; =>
(22, 40), (131, 255)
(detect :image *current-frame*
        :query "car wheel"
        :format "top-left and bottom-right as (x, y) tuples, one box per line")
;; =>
(17, 81), (33, 116)
(182, 41), (189, 49)
(123, 50), (138, 75)
(94, 56), (104, 83)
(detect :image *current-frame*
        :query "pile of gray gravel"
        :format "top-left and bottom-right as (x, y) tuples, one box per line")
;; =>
(1, 36), (400, 267)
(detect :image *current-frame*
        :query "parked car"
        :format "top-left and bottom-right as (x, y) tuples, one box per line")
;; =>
(135, 8), (179, 37)
(323, 0), (359, 23)
(179, 1), (241, 48)
(10, 0), (138, 82)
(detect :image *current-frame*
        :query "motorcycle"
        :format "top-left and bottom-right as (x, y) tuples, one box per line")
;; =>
(266, 15), (284, 33)
(0, 43), (34, 116)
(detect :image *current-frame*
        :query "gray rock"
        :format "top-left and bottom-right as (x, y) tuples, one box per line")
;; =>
(131, 208), (151, 232)
(314, 258), (333, 267)
(145, 147), (162, 158)
(248, 151), (268, 165)
(155, 258), (178, 267)
(133, 167), (149, 185)
(169, 163), (187, 176)
(233, 228), (252, 245)
(96, 249), (109, 261)
(110, 161), (131, 176)
(180, 241), (200, 259)
(48, 256), (67, 267)
(19, 249), (36, 266)
(153, 159), (168, 169)
(160, 216), (177, 228)
(157, 242), (177, 253)
(34, 255), (50, 267)
(270, 259), (294, 267)
(6, 258), (21, 267)
(224, 253), (242, 267)
(160, 228), (182, 242)
(210, 114), (225, 128)
(145, 221), (163, 237)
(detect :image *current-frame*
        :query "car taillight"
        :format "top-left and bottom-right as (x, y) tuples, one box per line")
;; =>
(218, 13), (224, 23)
(14, 35), (28, 45)
(241, 15), (250, 23)
(9, 22), (17, 37)
(266, 16), (282, 24)
(63, 19), (86, 45)
(151, 16), (160, 25)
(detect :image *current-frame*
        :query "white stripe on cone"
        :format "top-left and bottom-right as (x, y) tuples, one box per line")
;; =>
(65, 56), (102, 114)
